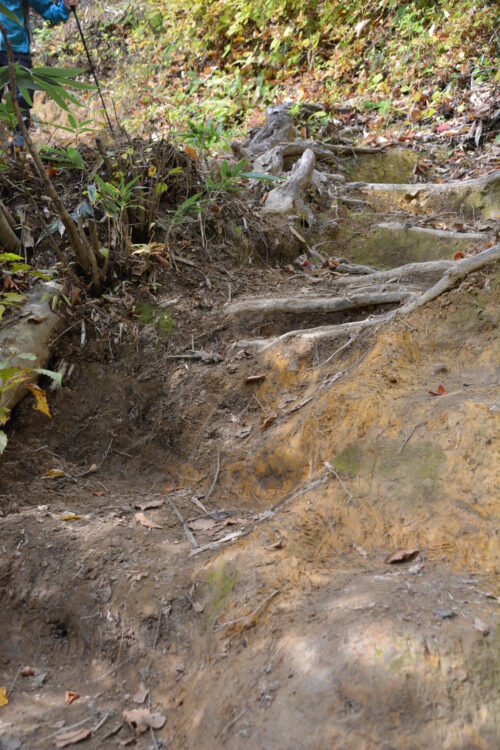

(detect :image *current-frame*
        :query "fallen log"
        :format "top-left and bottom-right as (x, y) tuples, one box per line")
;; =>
(0, 281), (62, 417)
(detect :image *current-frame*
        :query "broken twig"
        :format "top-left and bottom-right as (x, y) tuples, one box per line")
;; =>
(214, 589), (280, 630)
(324, 461), (352, 503)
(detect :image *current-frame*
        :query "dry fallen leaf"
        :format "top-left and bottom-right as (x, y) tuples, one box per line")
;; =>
(45, 468), (65, 479)
(428, 384), (447, 396)
(135, 512), (162, 529)
(134, 499), (163, 511)
(245, 374), (266, 384)
(26, 382), (51, 417)
(193, 601), (205, 614)
(64, 690), (80, 706)
(184, 145), (198, 162)
(385, 548), (420, 564)
(188, 518), (217, 532)
(21, 665), (36, 677)
(0, 686), (8, 708)
(27, 313), (49, 323)
(123, 707), (166, 735)
(261, 414), (277, 431)
(132, 682), (149, 704)
(54, 727), (91, 748)
(453, 251), (465, 260)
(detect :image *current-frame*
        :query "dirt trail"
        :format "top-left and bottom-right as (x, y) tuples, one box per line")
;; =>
(1, 147), (499, 749)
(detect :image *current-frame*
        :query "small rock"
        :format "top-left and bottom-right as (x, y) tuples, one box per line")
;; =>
(473, 617), (489, 636)
(0, 735), (23, 750)
(31, 671), (48, 689)
(408, 563), (424, 575)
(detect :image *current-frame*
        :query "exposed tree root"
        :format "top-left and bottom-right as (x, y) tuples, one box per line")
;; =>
(399, 242), (500, 314)
(232, 316), (389, 352)
(261, 148), (316, 224)
(377, 222), (485, 242)
(230, 244), (499, 353)
(352, 170), (500, 219)
(329, 259), (455, 288)
(225, 290), (413, 318)
(231, 103), (297, 159)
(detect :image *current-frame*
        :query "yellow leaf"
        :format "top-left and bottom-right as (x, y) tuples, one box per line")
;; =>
(148, 165), (157, 177)
(45, 468), (66, 478)
(0, 687), (8, 708)
(26, 383), (51, 418)
(62, 514), (81, 522)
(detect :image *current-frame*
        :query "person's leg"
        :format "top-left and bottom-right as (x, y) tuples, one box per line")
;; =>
(0, 52), (34, 142)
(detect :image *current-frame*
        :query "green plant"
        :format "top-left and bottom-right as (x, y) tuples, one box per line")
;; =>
(206, 158), (280, 193)
(90, 173), (142, 218)
(0, 252), (52, 321)
(39, 144), (86, 170)
(0, 352), (61, 454)
(0, 63), (93, 114)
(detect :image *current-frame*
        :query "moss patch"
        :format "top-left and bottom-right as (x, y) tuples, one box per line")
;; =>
(376, 439), (446, 501)
(334, 443), (364, 477)
(345, 150), (419, 184)
(202, 563), (237, 627)
(135, 302), (175, 336)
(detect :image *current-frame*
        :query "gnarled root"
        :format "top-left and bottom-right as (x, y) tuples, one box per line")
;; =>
(261, 148), (316, 224)
(231, 103), (296, 161)
(226, 243), (500, 352)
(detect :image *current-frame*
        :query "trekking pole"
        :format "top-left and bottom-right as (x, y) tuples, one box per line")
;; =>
(70, 6), (115, 136)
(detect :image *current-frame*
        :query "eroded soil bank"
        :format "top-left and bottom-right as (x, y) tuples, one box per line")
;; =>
(0, 147), (499, 749)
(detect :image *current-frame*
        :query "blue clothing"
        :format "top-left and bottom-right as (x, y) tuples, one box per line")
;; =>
(0, 1), (70, 53)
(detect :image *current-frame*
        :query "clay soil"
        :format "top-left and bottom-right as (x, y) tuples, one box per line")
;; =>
(1, 155), (499, 750)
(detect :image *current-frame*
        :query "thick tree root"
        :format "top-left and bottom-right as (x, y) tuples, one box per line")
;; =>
(329, 259), (455, 288)
(230, 244), (499, 353)
(232, 316), (389, 352)
(261, 148), (316, 224)
(351, 170), (500, 219)
(225, 290), (414, 318)
(399, 242), (500, 314)
(377, 222), (485, 242)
